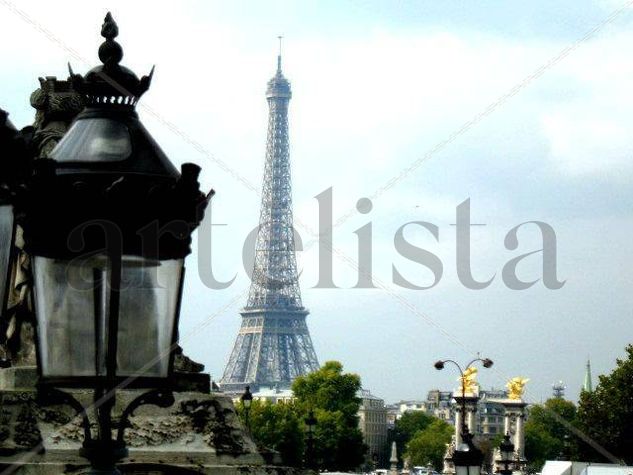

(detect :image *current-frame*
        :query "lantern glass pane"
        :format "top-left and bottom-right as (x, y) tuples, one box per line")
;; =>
(33, 256), (103, 377)
(116, 258), (183, 378)
(0, 205), (14, 314)
(34, 255), (183, 381)
(51, 118), (132, 163)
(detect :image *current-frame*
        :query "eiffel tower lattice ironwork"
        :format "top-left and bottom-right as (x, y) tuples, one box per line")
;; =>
(220, 48), (319, 393)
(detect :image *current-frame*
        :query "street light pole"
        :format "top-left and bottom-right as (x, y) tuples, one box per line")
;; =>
(434, 357), (493, 475)
(241, 385), (253, 431)
(434, 357), (493, 439)
(305, 409), (317, 471)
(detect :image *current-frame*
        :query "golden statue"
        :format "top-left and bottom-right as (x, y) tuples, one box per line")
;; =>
(506, 377), (529, 400)
(458, 366), (479, 395)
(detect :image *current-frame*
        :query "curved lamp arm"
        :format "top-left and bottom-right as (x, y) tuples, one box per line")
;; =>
(433, 356), (494, 438)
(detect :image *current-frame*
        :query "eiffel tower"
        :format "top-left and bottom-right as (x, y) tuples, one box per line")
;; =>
(219, 45), (319, 393)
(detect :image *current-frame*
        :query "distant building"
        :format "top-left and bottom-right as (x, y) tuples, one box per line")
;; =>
(252, 385), (295, 404)
(390, 388), (509, 436)
(397, 400), (426, 414)
(386, 403), (399, 430)
(230, 385), (295, 406)
(358, 389), (389, 466)
(425, 390), (453, 422)
(477, 389), (507, 435)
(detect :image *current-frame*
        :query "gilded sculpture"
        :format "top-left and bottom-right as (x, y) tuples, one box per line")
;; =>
(458, 366), (479, 395)
(507, 377), (530, 400)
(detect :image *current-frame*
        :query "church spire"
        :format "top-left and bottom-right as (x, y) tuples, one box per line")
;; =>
(583, 359), (593, 393)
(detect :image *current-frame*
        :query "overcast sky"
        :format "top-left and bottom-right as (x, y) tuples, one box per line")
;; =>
(2, 0), (633, 404)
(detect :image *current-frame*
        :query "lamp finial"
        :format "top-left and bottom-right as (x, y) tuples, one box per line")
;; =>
(98, 12), (123, 66)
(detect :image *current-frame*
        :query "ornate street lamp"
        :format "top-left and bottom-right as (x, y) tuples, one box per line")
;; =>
(434, 357), (493, 475)
(498, 433), (515, 475)
(241, 385), (253, 430)
(20, 13), (210, 474)
(304, 409), (317, 470)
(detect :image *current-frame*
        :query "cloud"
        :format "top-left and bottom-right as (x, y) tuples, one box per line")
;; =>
(536, 30), (633, 178)
(2, 1), (632, 403)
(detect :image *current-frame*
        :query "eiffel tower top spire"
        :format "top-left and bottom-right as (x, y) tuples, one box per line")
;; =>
(277, 35), (283, 72)
(267, 38), (291, 100)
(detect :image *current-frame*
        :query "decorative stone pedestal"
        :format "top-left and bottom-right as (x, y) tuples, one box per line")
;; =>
(488, 397), (528, 474)
(0, 367), (295, 474)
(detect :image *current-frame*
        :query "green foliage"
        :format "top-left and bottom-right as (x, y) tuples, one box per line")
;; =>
(392, 411), (434, 463)
(293, 361), (362, 421)
(524, 398), (578, 470)
(293, 360), (367, 471)
(577, 345), (633, 464)
(236, 361), (367, 470)
(405, 419), (453, 470)
(310, 409), (367, 471)
(236, 399), (304, 466)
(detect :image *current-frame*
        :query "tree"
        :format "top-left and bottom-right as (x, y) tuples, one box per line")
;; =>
(392, 411), (434, 464)
(577, 345), (633, 464)
(405, 418), (453, 470)
(293, 361), (367, 471)
(524, 398), (578, 470)
(236, 399), (304, 466)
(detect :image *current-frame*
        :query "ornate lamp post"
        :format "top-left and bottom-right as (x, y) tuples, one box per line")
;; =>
(434, 357), (493, 475)
(241, 385), (253, 430)
(19, 13), (210, 474)
(498, 433), (515, 475)
(304, 409), (317, 470)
